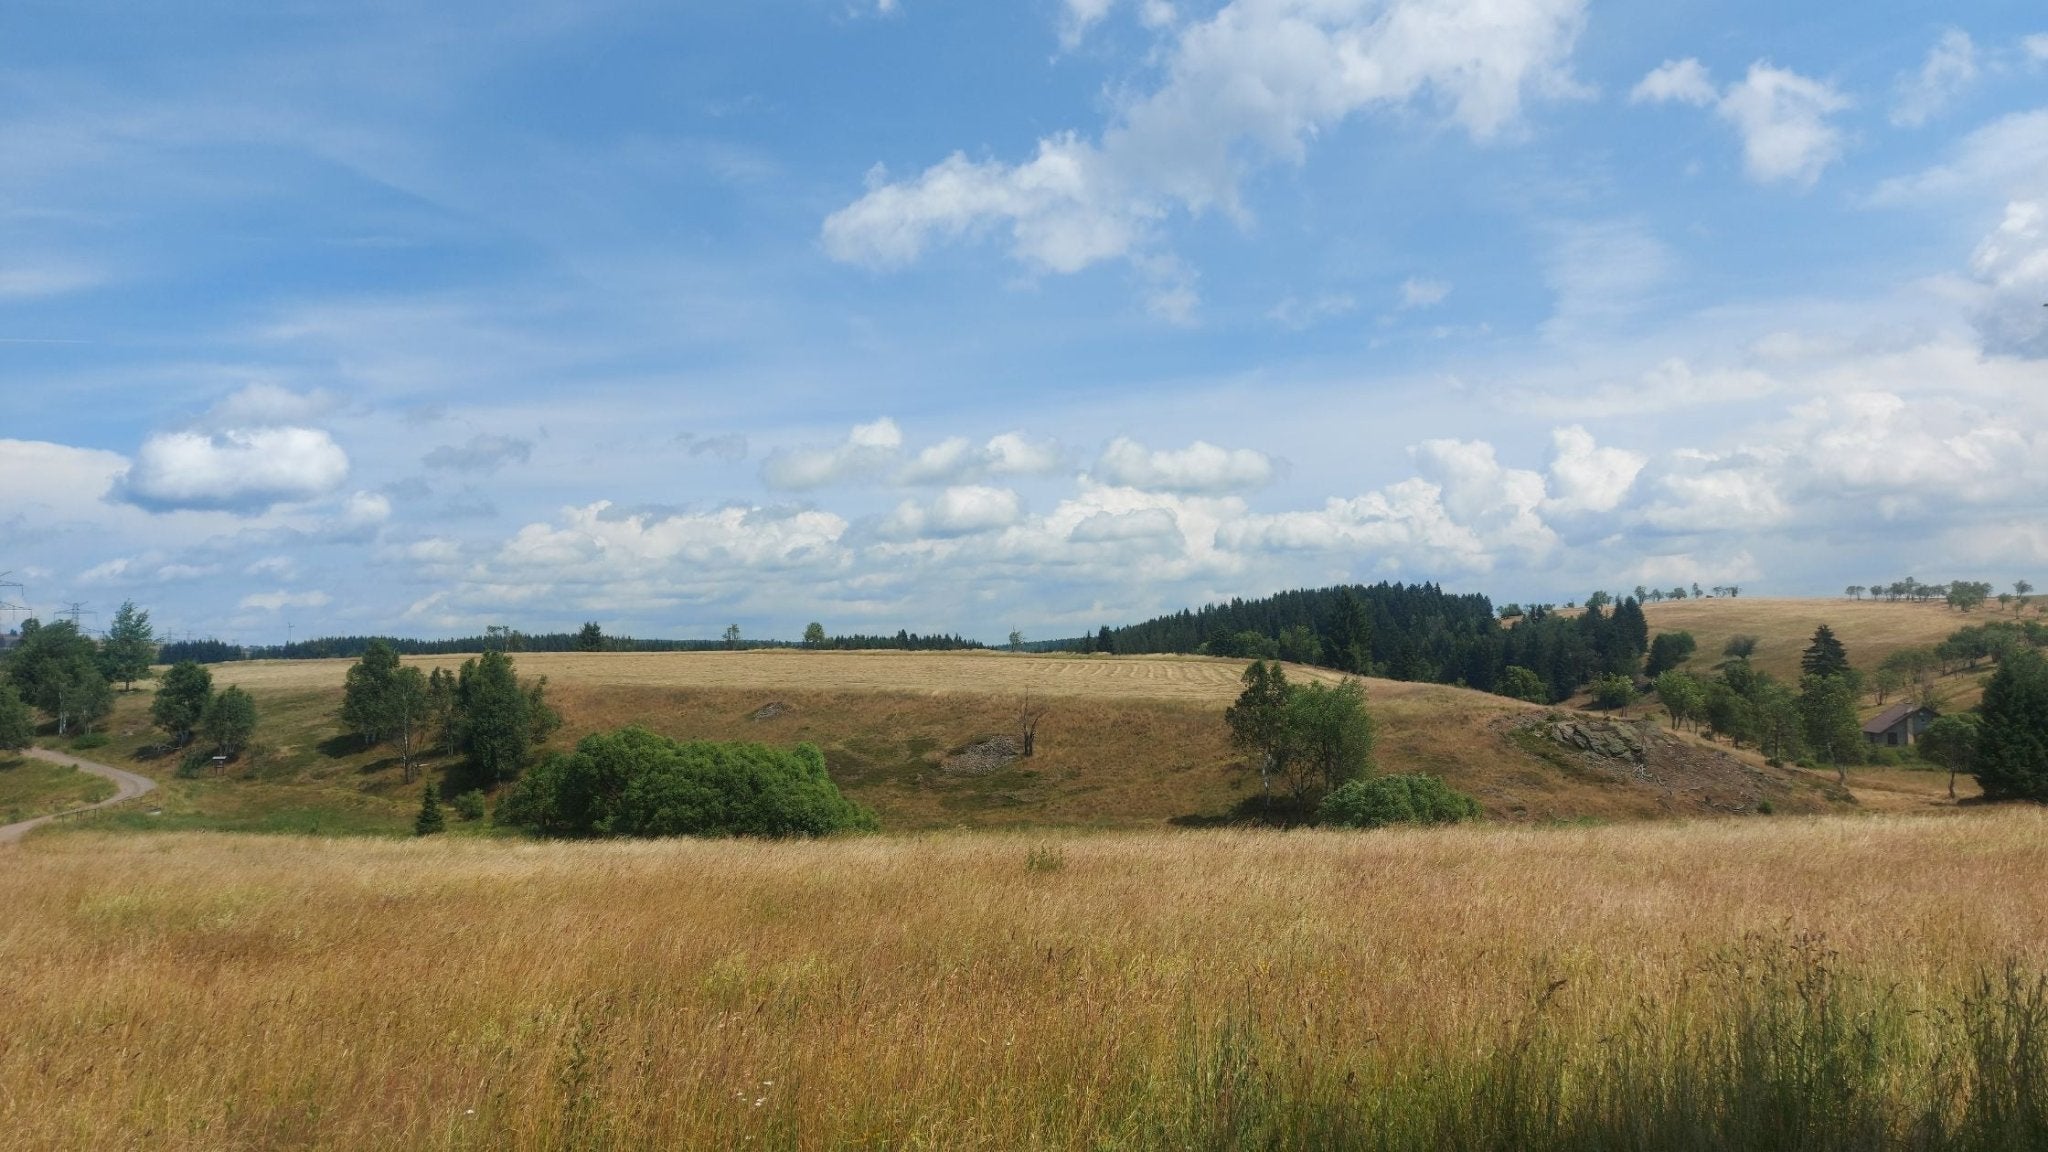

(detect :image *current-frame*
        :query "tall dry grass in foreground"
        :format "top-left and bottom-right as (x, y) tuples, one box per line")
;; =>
(5, 813), (2048, 1150)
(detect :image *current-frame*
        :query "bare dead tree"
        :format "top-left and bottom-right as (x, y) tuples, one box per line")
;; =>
(1016, 692), (1048, 757)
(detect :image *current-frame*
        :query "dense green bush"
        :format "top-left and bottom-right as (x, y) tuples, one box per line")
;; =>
(1318, 774), (1480, 829)
(450, 789), (487, 822)
(497, 726), (877, 839)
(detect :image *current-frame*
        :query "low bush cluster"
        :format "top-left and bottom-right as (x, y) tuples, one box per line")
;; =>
(1319, 773), (1480, 829)
(496, 726), (876, 839)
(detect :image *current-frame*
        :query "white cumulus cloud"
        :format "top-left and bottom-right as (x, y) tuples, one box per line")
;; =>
(1630, 58), (1716, 106)
(1717, 62), (1851, 187)
(881, 486), (1024, 538)
(118, 427), (350, 514)
(765, 419), (1063, 489)
(1969, 200), (2048, 357)
(760, 418), (905, 490)
(1632, 57), (1850, 187)
(1094, 437), (1274, 493)
(1543, 426), (1646, 514)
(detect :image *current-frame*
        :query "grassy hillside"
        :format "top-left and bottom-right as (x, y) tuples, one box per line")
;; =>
(53, 648), (1853, 838)
(1641, 596), (2007, 684)
(6, 813), (2047, 1149)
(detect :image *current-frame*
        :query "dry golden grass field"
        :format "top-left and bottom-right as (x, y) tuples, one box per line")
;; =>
(1641, 596), (2008, 695)
(5, 813), (2047, 1150)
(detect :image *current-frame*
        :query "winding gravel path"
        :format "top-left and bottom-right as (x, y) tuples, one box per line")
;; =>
(0, 747), (157, 846)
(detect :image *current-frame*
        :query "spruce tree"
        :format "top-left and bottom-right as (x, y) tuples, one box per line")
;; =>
(1800, 625), (1851, 679)
(414, 781), (445, 835)
(1975, 648), (2048, 802)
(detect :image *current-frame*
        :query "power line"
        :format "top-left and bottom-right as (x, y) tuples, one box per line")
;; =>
(0, 571), (30, 624)
(59, 601), (97, 633)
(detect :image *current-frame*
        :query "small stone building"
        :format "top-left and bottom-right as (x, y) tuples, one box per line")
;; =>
(1863, 702), (1937, 748)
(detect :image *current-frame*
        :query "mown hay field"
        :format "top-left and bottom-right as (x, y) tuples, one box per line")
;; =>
(205, 648), (1413, 703)
(5, 812), (2047, 1150)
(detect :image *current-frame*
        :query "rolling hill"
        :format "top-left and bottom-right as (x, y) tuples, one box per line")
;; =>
(1639, 596), (2004, 683)
(46, 641), (1868, 839)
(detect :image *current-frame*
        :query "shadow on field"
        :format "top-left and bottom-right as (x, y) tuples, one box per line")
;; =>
(1171, 793), (1317, 829)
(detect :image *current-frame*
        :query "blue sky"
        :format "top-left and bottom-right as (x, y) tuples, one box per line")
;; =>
(3, 0), (2046, 644)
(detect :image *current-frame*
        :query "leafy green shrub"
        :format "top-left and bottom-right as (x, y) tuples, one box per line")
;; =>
(497, 726), (877, 839)
(450, 789), (487, 822)
(70, 731), (109, 750)
(1318, 774), (1480, 829)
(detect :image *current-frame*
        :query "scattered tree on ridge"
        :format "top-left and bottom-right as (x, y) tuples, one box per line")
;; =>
(1225, 661), (1292, 800)
(6, 620), (112, 736)
(804, 622), (827, 649)
(1225, 661), (1375, 808)
(1654, 671), (1705, 731)
(339, 639), (436, 774)
(1498, 665), (1548, 704)
(1591, 674), (1637, 716)
(151, 661), (214, 748)
(450, 650), (560, 791)
(1798, 673), (1864, 782)
(201, 686), (258, 761)
(1946, 581), (1993, 613)
(1645, 631), (1697, 677)
(1274, 679), (1376, 803)
(385, 666), (433, 783)
(1750, 681), (1806, 765)
(340, 640), (403, 748)
(1918, 713), (1981, 801)
(99, 600), (155, 690)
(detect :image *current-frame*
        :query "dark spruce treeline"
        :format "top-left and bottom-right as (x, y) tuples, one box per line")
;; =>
(159, 629), (985, 664)
(1057, 583), (1649, 703)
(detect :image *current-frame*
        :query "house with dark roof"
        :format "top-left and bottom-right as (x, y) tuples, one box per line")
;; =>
(1863, 702), (1937, 748)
